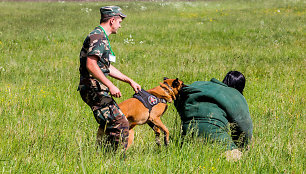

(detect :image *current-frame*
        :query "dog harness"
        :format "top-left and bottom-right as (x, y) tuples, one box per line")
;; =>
(133, 89), (167, 112)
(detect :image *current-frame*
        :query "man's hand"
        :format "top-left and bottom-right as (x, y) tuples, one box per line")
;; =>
(130, 80), (141, 93)
(87, 56), (120, 97)
(109, 85), (122, 98)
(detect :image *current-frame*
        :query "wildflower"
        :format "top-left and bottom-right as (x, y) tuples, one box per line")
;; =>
(124, 34), (135, 44)
(260, 20), (264, 26)
(140, 6), (147, 11)
(160, 3), (169, 7)
(81, 8), (92, 13)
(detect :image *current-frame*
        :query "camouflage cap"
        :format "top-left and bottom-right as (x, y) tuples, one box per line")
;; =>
(100, 6), (127, 18)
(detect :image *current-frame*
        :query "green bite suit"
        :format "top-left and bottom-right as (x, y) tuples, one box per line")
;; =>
(175, 78), (253, 150)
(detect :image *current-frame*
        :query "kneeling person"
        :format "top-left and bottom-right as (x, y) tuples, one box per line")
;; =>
(175, 71), (253, 161)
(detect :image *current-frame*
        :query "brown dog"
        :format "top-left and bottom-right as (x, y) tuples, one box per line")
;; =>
(119, 78), (185, 149)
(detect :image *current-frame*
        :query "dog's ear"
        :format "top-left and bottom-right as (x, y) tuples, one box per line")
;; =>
(172, 78), (180, 88)
(163, 77), (169, 81)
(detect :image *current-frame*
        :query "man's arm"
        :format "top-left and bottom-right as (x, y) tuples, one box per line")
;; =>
(86, 55), (122, 98)
(109, 64), (141, 93)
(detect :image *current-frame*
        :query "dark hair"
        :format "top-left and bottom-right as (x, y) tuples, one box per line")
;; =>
(100, 15), (112, 23)
(222, 71), (246, 94)
(100, 15), (122, 24)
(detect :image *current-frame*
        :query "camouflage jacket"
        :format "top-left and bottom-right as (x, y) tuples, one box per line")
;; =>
(78, 26), (111, 92)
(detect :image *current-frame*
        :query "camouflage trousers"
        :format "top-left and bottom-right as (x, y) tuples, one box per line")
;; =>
(79, 80), (129, 150)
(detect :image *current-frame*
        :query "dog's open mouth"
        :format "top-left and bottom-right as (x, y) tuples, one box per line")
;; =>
(182, 83), (188, 88)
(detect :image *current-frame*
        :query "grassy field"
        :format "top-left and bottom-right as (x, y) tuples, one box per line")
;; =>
(0, 0), (305, 173)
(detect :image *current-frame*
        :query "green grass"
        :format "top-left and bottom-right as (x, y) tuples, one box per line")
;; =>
(0, 0), (305, 173)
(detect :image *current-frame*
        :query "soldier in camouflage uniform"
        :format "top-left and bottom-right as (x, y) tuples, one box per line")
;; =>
(78, 6), (141, 150)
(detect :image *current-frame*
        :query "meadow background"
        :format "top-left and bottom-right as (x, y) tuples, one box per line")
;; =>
(0, 0), (305, 173)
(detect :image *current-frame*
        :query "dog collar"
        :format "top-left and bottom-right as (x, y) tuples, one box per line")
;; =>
(160, 82), (175, 99)
(160, 98), (167, 104)
(163, 82), (174, 93)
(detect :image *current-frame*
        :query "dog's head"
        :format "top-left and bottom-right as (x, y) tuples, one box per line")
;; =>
(161, 77), (185, 102)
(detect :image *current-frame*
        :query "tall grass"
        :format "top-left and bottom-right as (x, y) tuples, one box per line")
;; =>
(0, 0), (305, 173)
